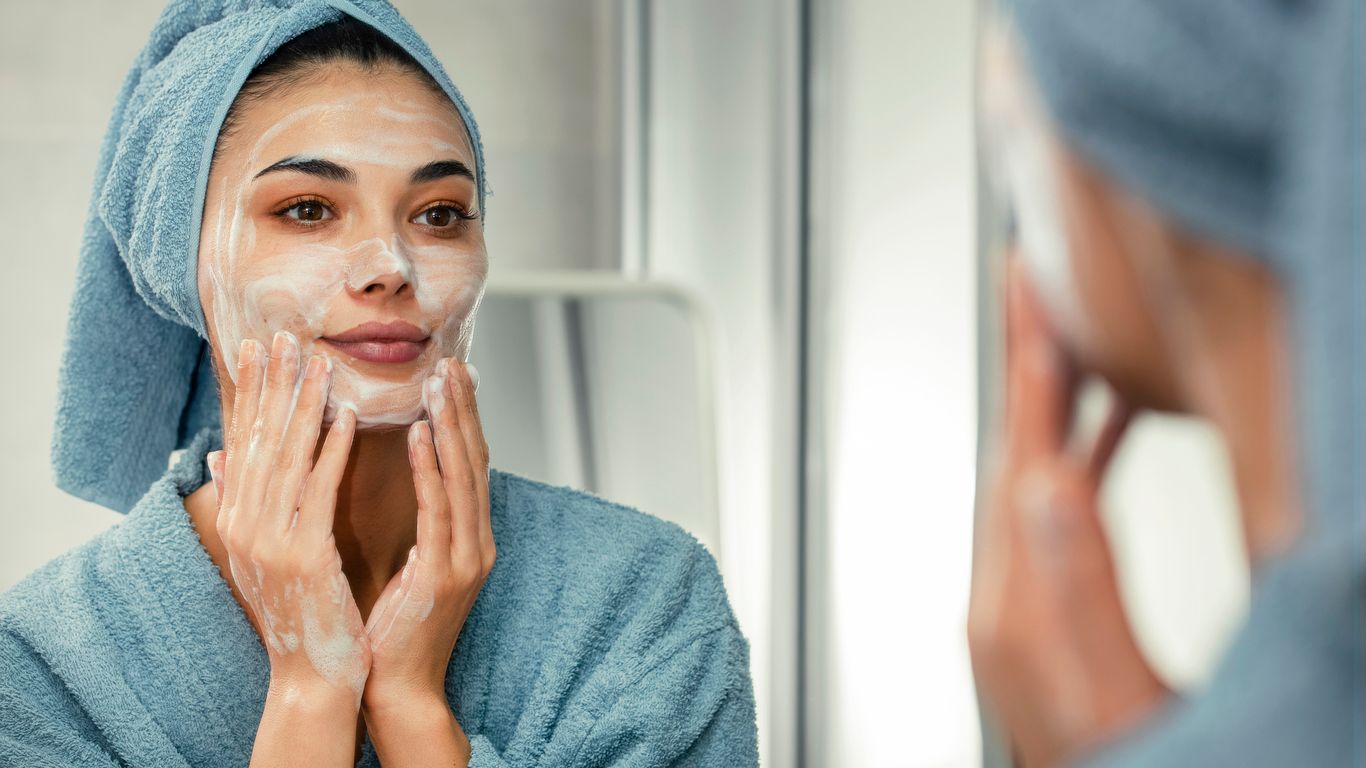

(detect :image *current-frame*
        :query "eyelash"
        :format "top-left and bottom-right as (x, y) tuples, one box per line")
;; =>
(269, 196), (480, 235)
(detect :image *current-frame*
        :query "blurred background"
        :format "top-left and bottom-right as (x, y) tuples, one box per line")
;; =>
(0, 1), (1250, 765)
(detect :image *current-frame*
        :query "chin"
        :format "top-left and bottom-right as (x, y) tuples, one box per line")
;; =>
(323, 392), (426, 430)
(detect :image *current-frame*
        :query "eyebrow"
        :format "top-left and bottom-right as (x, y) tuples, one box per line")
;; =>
(253, 156), (354, 183)
(252, 156), (475, 186)
(410, 159), (475, 185)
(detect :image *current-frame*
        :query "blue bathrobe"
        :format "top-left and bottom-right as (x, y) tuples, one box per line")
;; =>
(0, 428), (757, 766)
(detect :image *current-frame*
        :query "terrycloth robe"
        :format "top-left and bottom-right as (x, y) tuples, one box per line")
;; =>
(0, 428), (758, 767)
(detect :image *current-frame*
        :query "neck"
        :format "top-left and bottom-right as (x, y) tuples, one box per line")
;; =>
(186, 414), (419, 624)
(330, 425), (419, 616)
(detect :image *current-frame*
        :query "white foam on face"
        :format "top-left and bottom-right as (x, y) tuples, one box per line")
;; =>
(202, 90), (487, 429)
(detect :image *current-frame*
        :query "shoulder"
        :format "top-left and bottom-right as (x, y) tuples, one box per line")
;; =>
(0, 473), (187, 649)
(495, 470), (701, 544)
(0, 527), (111, 635)
(488, 469), (742, 643)
(495, 471), (726, 583)
(0, 533), (117, 730)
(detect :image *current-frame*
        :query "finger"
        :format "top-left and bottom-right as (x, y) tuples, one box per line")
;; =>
(409, 419), (452, 566)
(425, 363), (479, 553)
(236, 331), (303, 529)
(222, 338), (266, 513)
(295, 406), (356, 540)
(1087, 396), (1133, 483)
(1024, 468), (1159, 697)
(1005, 260), (1078, 464)
(367, 547), (417, 649)
(207, 450), (226, 509)
(449, 360), (492, 556)
(439, 360), (483, 554)
(264, 355), (332, 531)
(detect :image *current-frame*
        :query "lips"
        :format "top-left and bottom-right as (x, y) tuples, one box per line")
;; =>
(322, 320), (430, 364)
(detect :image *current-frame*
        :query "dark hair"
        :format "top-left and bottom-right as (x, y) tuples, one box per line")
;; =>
(214, 16), (451, 156)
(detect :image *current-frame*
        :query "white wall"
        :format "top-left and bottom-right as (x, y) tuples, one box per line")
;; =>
(0, 0), (165, 588)
(646, 1), (803, 763)
(806, 2), (982, 765)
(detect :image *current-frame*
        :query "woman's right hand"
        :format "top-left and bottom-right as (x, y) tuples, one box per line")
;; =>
(206, 331), (368, 764)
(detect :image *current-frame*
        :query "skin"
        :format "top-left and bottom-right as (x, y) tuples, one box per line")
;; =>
(181, 62), (495, 767)
(968, 32), (1302, 767)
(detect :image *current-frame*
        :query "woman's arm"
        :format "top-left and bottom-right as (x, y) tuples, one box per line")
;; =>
(209, 333), (371, 766)
(359, 359), (493, 768)
(364, 694), (471, 767)
(252, 680), (361, 767)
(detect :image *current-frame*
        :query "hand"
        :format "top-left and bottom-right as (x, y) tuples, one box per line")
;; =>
(208, 331), (369, 710)
(967, 266), (1169, 767)
(361, 357), (494, 765)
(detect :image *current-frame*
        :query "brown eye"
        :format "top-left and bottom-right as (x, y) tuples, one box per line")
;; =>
(424, 206), (453, 227)
(296, 201), (326, 221)
(275, 198), (334, 225)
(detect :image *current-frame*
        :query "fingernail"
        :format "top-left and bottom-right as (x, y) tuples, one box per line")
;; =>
(206, 451), (222, 482)
(408, 421), (422, 447)
(304, 355), (326, 380)
(238, 339), (255, 368)
(424, 373), (446, 415)
(271, 330), (288, 358)
(465, 363), (480, 393)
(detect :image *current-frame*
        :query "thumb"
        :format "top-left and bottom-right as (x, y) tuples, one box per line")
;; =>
(1019, 465), (1124, 626)
(1026, 465), (1168, 722)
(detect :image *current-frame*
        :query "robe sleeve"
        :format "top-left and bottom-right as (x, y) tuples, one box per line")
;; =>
(1074, 539), (1364, 768)
(0, 630), (124, 767)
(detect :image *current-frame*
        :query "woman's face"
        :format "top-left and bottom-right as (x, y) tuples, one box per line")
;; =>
(198, 63), (486, 429)
(981, 24), (1183, 411)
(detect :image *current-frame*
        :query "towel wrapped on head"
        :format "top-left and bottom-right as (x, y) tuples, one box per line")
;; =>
(1005, 0), (1360, 534)
(53, 0), (486, 513)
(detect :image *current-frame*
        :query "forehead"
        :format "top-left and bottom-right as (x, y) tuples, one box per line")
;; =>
(225, 66), (475, 171)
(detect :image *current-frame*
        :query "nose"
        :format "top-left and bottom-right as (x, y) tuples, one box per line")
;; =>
(345, 237), (413, 298)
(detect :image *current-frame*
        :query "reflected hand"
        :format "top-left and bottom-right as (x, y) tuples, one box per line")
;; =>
(967, 267), (1169, 767)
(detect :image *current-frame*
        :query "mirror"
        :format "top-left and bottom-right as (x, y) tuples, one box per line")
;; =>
(471, 271), (721, 557)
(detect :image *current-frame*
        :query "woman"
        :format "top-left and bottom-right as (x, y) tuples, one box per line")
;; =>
(0, 2), (756, 766)
(970, 0), (1360, 766)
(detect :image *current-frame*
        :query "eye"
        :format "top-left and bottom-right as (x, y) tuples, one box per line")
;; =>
(412, 202), (478, 234)
(272, 197), (335, 225)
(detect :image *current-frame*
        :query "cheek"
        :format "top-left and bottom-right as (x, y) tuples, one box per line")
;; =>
(240, 265), (348, 335)
(412, 249), (488, 321)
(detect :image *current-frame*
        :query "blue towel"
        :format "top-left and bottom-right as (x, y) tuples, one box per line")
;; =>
(52, 0), (486, 514)
(1005, 0), (1363, 764)
(1, 429), (758, 766)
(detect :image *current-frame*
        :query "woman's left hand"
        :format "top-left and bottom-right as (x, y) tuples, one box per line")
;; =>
(967, 266), (1170, 767)
(361, 357), (495, 765)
